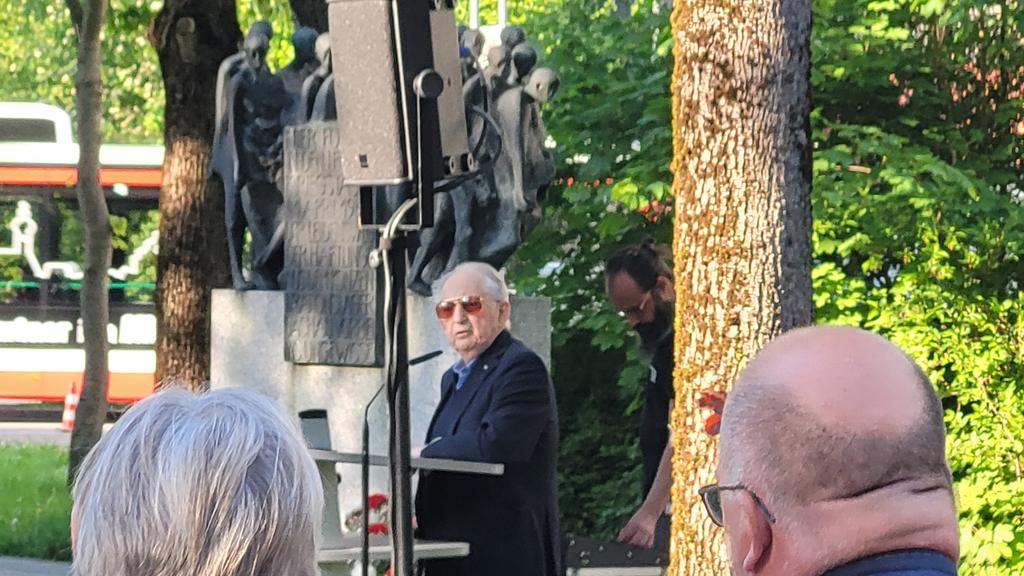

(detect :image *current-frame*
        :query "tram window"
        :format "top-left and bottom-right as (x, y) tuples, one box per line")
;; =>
(0, 118), (57, 143)
(0, 197), (158, 306)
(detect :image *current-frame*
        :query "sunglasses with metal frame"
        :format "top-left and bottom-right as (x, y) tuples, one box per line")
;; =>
(435, 295), (486, 320)
(698, 483), (777, 527)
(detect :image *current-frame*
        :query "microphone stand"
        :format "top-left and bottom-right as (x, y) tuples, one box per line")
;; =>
(361, 349), (442, 576)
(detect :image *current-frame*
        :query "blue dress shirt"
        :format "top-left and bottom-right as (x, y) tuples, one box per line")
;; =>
(452, 358), (476, 391)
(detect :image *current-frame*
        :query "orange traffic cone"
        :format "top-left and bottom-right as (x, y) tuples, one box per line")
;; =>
(61, 382), (79, 431)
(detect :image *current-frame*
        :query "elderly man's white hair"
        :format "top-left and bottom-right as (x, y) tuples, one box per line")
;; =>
(71, 387), (323, 576)
(434, 261), (510, 303)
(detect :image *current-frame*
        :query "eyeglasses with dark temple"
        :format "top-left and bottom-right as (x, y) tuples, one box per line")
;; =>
(698, 483), (777, 527)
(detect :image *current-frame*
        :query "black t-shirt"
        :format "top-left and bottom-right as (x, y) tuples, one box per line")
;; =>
(639, 331), (674, 498)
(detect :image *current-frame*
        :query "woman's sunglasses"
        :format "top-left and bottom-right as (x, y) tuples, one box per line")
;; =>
(435, 295), (485, 320)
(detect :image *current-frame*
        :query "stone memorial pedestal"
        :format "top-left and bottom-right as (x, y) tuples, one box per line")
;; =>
(210, 289), (550, 522)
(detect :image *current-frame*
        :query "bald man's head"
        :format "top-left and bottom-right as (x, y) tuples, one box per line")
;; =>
(718, 326), (951, 508)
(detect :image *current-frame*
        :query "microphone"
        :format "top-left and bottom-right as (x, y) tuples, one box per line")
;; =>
(361, 349), (443, 576)
(409, 349), (443, 366)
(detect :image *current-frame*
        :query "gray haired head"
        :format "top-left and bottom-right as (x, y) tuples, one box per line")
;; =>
(71, 387), (323, 576)
(434, 261), (510, 304)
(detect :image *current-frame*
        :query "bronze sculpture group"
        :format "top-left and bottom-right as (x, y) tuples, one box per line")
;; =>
(209, 23), (559, 294)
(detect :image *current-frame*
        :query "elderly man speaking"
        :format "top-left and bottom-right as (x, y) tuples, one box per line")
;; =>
(415, 262), (561, 576)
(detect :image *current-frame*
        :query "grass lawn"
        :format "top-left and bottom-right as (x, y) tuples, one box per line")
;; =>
(0, 444), (72, 561)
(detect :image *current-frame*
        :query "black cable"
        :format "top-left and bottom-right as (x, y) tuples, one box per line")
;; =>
(469, 104), (492, 160)
(432, 106), (504, 194)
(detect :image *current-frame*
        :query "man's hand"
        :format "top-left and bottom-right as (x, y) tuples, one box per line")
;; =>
(617, 506), (660, 549)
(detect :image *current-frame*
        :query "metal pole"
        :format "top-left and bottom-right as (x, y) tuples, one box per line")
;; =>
(470, 0), (480, 29)
(388, 236), (415, 576)
(497, 0), (508, 28)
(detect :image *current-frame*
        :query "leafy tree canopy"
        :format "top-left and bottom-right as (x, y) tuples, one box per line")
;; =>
(514, 0), (1023, 571)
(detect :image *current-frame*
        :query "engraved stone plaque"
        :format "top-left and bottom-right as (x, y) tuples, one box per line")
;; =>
(282, 123), (383, 366)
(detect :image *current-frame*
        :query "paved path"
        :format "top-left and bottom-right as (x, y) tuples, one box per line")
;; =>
(0, 423), (115, 446)
(0, 557), (68, 576)
(0, 423), (70, 445)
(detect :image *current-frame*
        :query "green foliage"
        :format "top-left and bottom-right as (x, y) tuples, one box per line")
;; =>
(0, 0), (162, 144)
(237, 0), (299, 71)
(813, 121), (1024, 571)
(112, 208), (160, 301)
(0, 1), (304, 144)
(510, 0), (674, 538)
(813, 0), (1024, 570)
(0, 444), (72, 561)
(513, 0), (1024, 569)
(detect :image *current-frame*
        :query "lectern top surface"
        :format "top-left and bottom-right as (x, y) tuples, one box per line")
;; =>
(308, 448), (504, 476)
(318, 536), (469, 563)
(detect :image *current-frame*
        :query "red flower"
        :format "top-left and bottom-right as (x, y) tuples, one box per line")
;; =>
(703, 413), (722, 436)
(368, 522), (390, 535)
(699, 390), (727, 436)
(368, 493), (388, 510)
(698, 390), (726, 413)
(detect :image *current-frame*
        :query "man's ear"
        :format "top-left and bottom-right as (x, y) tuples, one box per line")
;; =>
(500, 300), (512, 326)
(655, 275), (675, 303)
(733, 491), (773, 573)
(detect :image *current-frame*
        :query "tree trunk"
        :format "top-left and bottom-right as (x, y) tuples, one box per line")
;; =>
(667, 0), (813, 573)
(150, 1), (238, 390)
(66, 0), (111, 484)
(289, 0), (329, 32)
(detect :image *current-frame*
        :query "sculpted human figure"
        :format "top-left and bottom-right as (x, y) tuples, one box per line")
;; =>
(407, 28), (558, 295)
(211, 21), (273, 290)
(277, 27), (320, 127)
(298, 33), (336, 122)
(279, 27), (320, 96)
(213, 21), (274, 158)
(458, 26), (486, 82)
(484, 25), (527, 94)
(227, 30), (291, 289)
(508, 43), (538, 86)
(471, 65), (557, 266)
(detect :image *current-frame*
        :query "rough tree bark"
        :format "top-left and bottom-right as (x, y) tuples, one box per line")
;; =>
(289, 0), (328, 32)
(65, 0), (111, 484)
(149, 1), (238, 390)
(667, 0), (813, 573)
